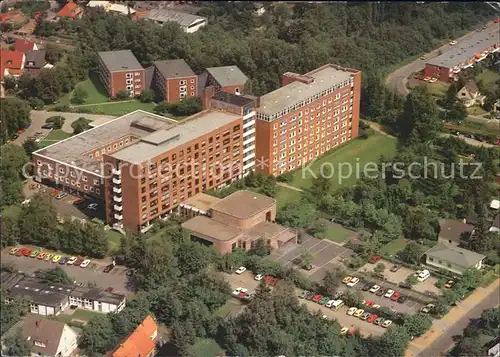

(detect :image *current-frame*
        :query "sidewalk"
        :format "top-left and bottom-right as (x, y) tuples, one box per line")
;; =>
(405, 278), (500, 357)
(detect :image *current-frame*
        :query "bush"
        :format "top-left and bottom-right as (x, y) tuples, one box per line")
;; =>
(71, 86), (88, 104)
(277, 172), (293, 183)
(116, 90), (130, 100)
(156, 97), (202, 117)
(28, 97), (45, 110)
(139, 88), (155, 103)
(54, 104), (70, 112)
(46, 116), (65, 129)
(71, 117), (91, 134)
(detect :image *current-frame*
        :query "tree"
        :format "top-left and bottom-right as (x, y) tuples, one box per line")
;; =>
(82, 223), (109, 258)
(71, 86), (88, 104)
(322, 268), (343, 295)
(377, 325), (411, 357)
(0, 98), (31, 143)
(298, 249), (313, 269)
(447, 101), (468, 123)
(18, 193), (59, 249)
(479, 307), (500, 336)
(398, 241), (425, 264)
(134, 240), (180, 290)
(176, 242), (212, 276)
(277, 200), (316, 228)
(374, 263), (385, 274)
(116, 90), (130, 100)
(442, 82), (458, 110)
(71, 117), (91, 134)
(39, 267), (73, 285)
(80, 316), (118, 355)
(45, 43), (64, 64)
(139, 88), (155, 103)
(403, 313), (433, 337)
(1, 216), (21, 248)
(308, 219), (327, 238)
(0, 144), (29, 206)
(23, 137), (39, 155)
(405, 275), (419, 286)
(2, 328), (30, 357)
(45, 116), (65, 129)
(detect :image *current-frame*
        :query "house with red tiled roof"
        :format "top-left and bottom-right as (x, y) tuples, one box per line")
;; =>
(13, 39), (38, 53)
(0, 50), (25, 80)
(108, 315), (159, 357)
(56, 1), (83, 20)
(0, 11), (28, 25)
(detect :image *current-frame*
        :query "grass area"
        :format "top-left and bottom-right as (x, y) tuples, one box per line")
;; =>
(2, 204), (22, 219)
(275, 186), (302, 210)
(380, 237), (408, 256)
(188, 338), (224, 357)
(476, 69), (500, 91)
(467, 106), (487, 115)
(71, 101), (157, 116)
(74, 73), (109, 105)
(39, 129), (72, 148)
(289, 133), (397, 191)
(323, 221), (354, 243)
(214, 299), (244, 318)
(54, 309), (104, 324)
(425, 81), (450, 98)
(105, 229), (122, 253)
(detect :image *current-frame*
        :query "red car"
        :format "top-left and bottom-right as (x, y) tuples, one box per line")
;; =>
(391, 292), (401, 301)
(22, 248), (32, 257)
(370, 256), (381, 264)
(15, 249), (25, 257)
(74, 256), (84, 266)
(16, 129), (25, 134)
(365, 300), (375, 307)
(265, 275), (278, 286)
(312, 294), (323, 303)
(367, 314), (378, 323)
(494, 18), (500, 23)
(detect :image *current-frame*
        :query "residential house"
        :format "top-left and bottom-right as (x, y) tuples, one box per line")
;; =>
(108, 315), (159, 357)
(56, 1), (83, 20)
(152, 59), (198, 102)
(13, 39), (38, 53)
(24, 50), (51, 76)
(69, 286), (126, 313)
(86, 1), (136, 16)
(425, 242), (486, 275)
(144, 9), (207, 33)
(438, 219), (474, 247)
(0, 50), (25, 80)
(0, 10), (27, 26)
(3, 315), (80, 357)
(456, 80), (486, 108)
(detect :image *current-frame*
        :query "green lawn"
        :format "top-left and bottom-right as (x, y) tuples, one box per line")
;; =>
(467, 106), (487, 115)
(289, 133), (397, 191)
(74, 73), (109, 105)
(275, 186), (302, 210)
(2, 204), (22, 219)
(39, 130), (72, 148)
(72, 101), (157, 116)
(106, 229), (122, 253)
(188, 338), (224, 357)
(323, 221), (354, 243)
(54, 309), (103, 324)
(476, 69), (500, 92)
(425, 81), (450, 98)
(380, 237), (408, 256)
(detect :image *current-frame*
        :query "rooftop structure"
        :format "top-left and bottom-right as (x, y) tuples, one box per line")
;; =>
(144, 9), (207, 30)
(109, 110), (241, 164)
(70, 286), (126, 306)
(153, 59), (196, 79)
(109, 315), (158, 357)
(426, 28), (499, 68)
(438, 219), (474, 245)
(34, 111), (177, 173)
(7, 275), (72, 307)
(179, 193), (221, 214)
(212, 91), (255, 107)
(206, 65), (249, 88)
(257, 64), (356, 118)
(211, 190), (275, 219)
(98, 50), (143, 72)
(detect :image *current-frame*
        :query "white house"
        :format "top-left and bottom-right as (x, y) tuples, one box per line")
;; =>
(456, 80), (486, 108)
(144, 9), (207, 33)
(425, 242), (486, 275)
(69, 287), (126, 313)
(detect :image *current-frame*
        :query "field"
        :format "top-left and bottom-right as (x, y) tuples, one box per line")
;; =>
(323, 221), (355, 243)
(275, 186), (302, 210)
(289, 133), (397, 190)
(54, 308), (104, 324)
(188, 338), (224, 357)
(39, 130), (72, 148)
(74, 73), (109, 105)
(71, 101), (157, 116)
(2, 204), (22, 219)
(476, 69), (500, 92)
(380, 237), (409, 256)
(105, 230), (122, 253)
(425, 81), (450, 98)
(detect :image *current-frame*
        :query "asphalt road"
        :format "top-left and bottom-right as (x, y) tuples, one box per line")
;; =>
(386, 21), (500, 96)
(416, 284), (500, 357)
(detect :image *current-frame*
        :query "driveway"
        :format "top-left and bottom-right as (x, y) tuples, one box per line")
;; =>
(12, 110), (116, 146)
(1, 251), (131, 295)
(386, 21), (500, 96)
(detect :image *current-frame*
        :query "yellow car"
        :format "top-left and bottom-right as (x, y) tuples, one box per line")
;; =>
(353, 309), (364, 318)
(44, 253), (53, 261)
(342, 276), (352, 284)
(52, 255), (62, 263)
(340, 327), (349, 335)
(9, 247), (19, 255)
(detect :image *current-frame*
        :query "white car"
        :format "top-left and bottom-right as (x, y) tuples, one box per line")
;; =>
(232, 287), (243, 295)
(67, 256), (77, 265)
(449, 40), (457, 45)
(421, 303), (435, 314)
(347, 307), (357, 316)
(80, 259), (91, 268)
(235, 266), (246, 274)
(87, 203), (98, 210)
(373, 304), (381, 309)
(346, 277), (359, 287)
(325, 299), (336, 308)
(369, 285), (380, 293)
(382, 320), (393, 328)
(384, 289), (395, 298)
(429, 78), (438, 83)
(254, 274), (264, 281)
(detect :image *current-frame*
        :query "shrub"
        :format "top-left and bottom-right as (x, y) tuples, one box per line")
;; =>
(71, 86), (88, 104)
(277, 172), (293, 183)
(54, 104), (70, 112)
(116, 90), (130, 100)
(138, 88), (155, 103)
(45, 116), (65, 129)
(71, 117), (91, 134)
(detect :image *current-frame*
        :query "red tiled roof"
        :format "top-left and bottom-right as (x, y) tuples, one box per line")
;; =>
(13, 39), (36, 53)
(56, 1), (83, 19)
(1, 50), (25, 72)
(110, 315), (158, 357)
(0, 11), (27, 24)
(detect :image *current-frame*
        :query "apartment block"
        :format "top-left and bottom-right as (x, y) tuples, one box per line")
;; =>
(97, 50), (145, 97)
(255, 64), (361, 176)
(200, 65), (249, 109)
(425, 28), (499, 82)
(152, 59), (198, 103)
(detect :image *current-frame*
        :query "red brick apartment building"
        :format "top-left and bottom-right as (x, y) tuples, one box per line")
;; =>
(32, 107), (255, 233)
(200, 65), (249, 109)
(255, 64), (361, 176)
(97, 50), (145, 98)
(152, 59), (198, 103)
(425, 28), (499, 82)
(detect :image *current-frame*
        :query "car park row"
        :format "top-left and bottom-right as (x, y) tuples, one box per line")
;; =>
(9, 247), (91, 268)
(342, 275), (409, 304)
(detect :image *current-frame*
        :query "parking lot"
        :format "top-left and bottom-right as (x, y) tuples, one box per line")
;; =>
(1, 250), (131, 295)
(223, 270), (385, 337)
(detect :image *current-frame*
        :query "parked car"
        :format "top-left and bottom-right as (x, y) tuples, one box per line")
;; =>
(429, 78), (438, 83)
(367, 314), (378, 323)
(80, 259), (91, 268)
(67, 256), (77, 265)
(382, 320), (393, 328)
(342, 276), (352, 284)
(305, 291), (315, 300)
(376, 288), (386, 297)
(340, 327), (349, 335)
(390, 265), (401, 272)
(44, 254), (53, 261)
(420, 55), (427, 60)
(362, 283), (372, 291)
(397, 295), (407, 303)
(391, 292), (401, 301)
(74, 257), (84, 266)
(87, 203), (98, 210)
(421, 303), (435, 314)
(30, 250), (39, 258)
(399, 282), (412, 289)
(55, 192), (68, 200)
(333, 291), (344, 299)
(37, 253), (46, 260)
(347, 307), (357, 316)
(235, 266), (246, 274)
(449, 40), (457, 45)
(318, 297), (330, 305)
(360, 312), (371, 321)
(52, 255), (62, 263)
(325, 299), (336, 308)
(369, 256), (381, 264)
(364, 300), (374, 307)
(9, 248), (19, 255)
(369, 285), (380, 293)
(254, 273), (264, 281)
(423, 76), (431, 81)
(354, 309), (364, 318)
(232, 287), (245, 296)
(312, 294), (323, 303)
(444, 280), (455, 289)
(384, 289), (395, 298)
(103, 264), (114, 273)
(41, 123), (56, 129)
(59, 257), (68, 265)
(15, 249), (25, 257)
(304, 264), (316, 271)
(73, 198), (84, 205)
(347, 277), (360, 287)
(374, 317), (385, 325)
(299, 290), (310, 299)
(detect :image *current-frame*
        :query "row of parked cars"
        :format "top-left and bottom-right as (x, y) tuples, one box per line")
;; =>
(9, 247), (91, 268)
(342, 276), (409, 304)
(345, 306), (392, 328)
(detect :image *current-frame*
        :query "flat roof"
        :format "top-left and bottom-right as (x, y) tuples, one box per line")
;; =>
(211, 190), (275, 219)
(71, 286), (125, 305)
(144, 9), (206, 27)
(258, 64), (355, 116)
(206, 65), (248, 87)
(182, 215), (242, 241)
(180, 193), (221, 212)
(8, 277), (71, 306)
(153, 59), (196, 79)
(243, 221), (289, 240)
(426, 28), (499, 68)
(34, 111), (177, 173)
(98, 50), (143, 72)
(110, 110), (240, 164)
(213, 91), (256, 107)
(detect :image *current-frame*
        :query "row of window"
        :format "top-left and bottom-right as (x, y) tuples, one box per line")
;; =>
(39, 170), (101, 193)
(125, 72), (142, 79)
(88, 138), (131, 159)
(274, 135), (349, 162)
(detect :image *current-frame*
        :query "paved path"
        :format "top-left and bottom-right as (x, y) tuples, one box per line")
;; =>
(405, 279), (500, 357)
(386, 21), (499, 96)
(438, 133), (495, 148)
(277, 182), (303, 192)
(71, 100), (136, 108)
(364, 121), (397, 139)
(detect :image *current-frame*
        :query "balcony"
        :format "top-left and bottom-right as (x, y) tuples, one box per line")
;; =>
(243, 119), (255, 129)
(114, 214), (123, 220)
(112, 168), (121, 175)
(243, 144), (255, 154)
(112, 177), (121, 185)
(113, 187), (122, 194)
(113, 195), (122, 203)
(114, 204), (123, 212)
